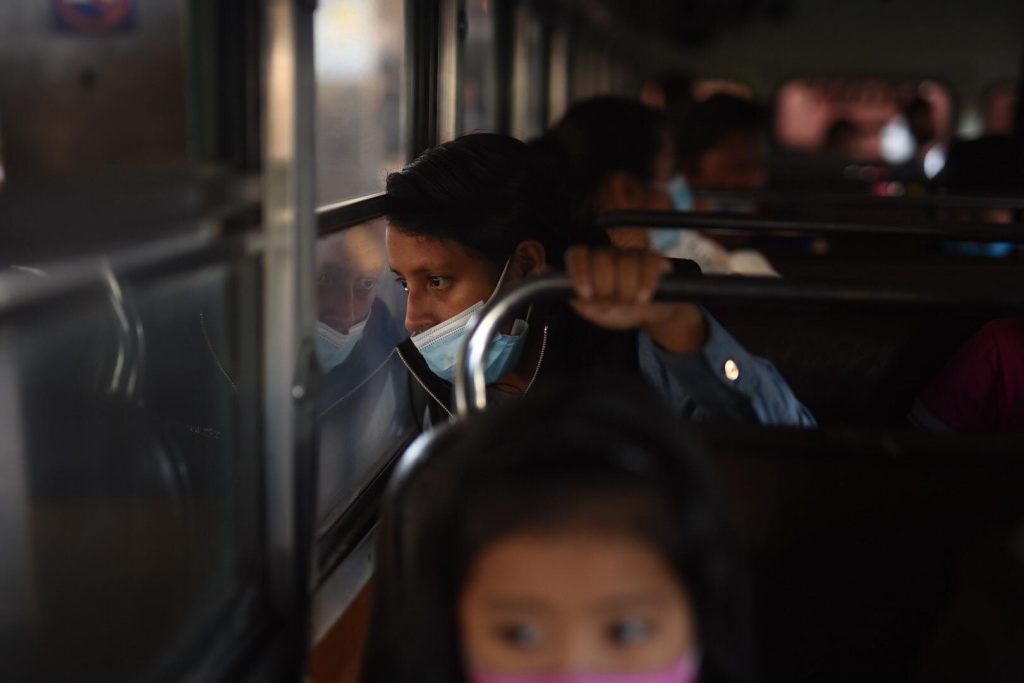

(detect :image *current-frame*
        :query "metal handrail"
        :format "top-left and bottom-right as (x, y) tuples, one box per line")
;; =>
(597, 210), (1024, 243)
(453, 273), (1024, 417)
(691, 189), (1024, 210)
(316, 193), (388, 237)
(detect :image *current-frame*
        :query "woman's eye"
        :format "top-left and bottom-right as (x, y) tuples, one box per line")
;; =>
(357, 277), (379, 291)
(608, 618), (653, 646)
(496, 623), (543, 649)
(395, 278), (408, 293)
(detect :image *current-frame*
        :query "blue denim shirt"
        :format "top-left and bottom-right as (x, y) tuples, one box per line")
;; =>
(638, 311), (816, 427)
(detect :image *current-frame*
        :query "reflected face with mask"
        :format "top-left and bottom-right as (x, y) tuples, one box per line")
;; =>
(315, 226), (387, 370)
(460, 531), (699, 683)
(316, 226), (386, 333)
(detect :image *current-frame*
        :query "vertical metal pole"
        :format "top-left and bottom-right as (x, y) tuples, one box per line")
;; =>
(262, 0), (317, 615)
(547, 26), (570, 125)
(437, 0), (462, 142)
(407, 0), (440, 158)
(0, 343), (34, 679)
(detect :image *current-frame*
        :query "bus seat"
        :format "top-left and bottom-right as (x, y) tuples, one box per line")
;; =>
(702, 424), (1024, 683)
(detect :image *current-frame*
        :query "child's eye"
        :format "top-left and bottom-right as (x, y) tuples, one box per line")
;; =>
(607, 617), (653, 646)
(496, 623), (544, 649)
(357, 277), (379, 291)
(395, 278), (408, 293)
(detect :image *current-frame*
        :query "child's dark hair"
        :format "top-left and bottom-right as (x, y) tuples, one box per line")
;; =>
(362, 376), (755, 683)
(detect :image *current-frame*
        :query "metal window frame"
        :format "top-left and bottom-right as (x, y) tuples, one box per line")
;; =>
(261, 0), (318, 639)
(437, 0), (463, 142)
(597, 210), (1024, 243)
(690, 189), (1024, 210)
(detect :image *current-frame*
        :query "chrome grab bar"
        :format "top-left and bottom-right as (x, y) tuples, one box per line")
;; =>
(453, 273), (1024, 418)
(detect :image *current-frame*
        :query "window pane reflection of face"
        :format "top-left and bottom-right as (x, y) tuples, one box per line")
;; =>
(316, 225), (387, 333)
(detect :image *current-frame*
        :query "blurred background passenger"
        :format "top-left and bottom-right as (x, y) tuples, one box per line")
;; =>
(540, 97), (777, 276)
(909, 318), (1024, 433)
(362, 378), (755, 683)
(677, 94), (770, 196)
(932, 135), (1024, 258)
(823, 119), (860, 159)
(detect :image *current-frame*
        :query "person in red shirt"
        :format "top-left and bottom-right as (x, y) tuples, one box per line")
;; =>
(910, 318), (1024, 433)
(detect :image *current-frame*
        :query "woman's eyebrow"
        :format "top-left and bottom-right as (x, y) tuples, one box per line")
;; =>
(595, 592), (671, 612)
(482, 596), (552, 613)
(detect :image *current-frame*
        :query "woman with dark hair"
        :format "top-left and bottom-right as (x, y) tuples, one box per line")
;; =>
(362, 378), (756, 683)
(387, 133), (813, 426)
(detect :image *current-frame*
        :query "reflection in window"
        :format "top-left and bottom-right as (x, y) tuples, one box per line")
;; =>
(4, 258), (262, 680)
(315, 0), (406, 204)
(314, 222), (415, 530)
(776, 78), (954, 161)
(461, 0), (498, 134)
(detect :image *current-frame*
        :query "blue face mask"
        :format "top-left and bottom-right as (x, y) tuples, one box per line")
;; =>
(316, 318), (367, 371)
(411, 261), (528, 384)
(649, 175), (693, 255)
(667, 174), (695, 211)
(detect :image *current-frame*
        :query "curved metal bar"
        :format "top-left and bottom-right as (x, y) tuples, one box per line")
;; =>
(454, 273), (1024, 418)
(454, 275), (573, 417)
(597, 210), (1024, 243)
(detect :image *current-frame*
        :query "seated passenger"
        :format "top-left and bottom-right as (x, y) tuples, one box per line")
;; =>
(540, 96), (777, 276)
(362, 378), (755, 683)
(678, 93), (826, 260)
(910, 317), (1024, 433)
(385, 133), (814, 426)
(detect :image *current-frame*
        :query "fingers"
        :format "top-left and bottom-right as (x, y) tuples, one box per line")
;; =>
(565, 245), (593, 299)
(565, 247), (671, 304)
(639, 251), (672, 303)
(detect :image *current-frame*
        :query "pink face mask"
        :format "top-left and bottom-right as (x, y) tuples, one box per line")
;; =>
(469, 652), (699, 683)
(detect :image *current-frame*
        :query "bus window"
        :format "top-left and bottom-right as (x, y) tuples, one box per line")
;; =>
(3, 255), (264, 681)
(315, 0), (406, 204)
(314, 220), (416, 532)
(776, 78), (954, 161)
(460, 0), (498, 134)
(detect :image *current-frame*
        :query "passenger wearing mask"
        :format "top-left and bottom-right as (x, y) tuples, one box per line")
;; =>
(362, 378), (755, 683)
(385, 133), (814, 427)
(679, 94), (826, 261)
(539, 96), (777, 277)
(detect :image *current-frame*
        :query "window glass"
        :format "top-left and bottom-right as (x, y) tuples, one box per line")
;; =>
(776, 78), (954, 161)
(314, 222), (416, 531)
(2, 255), (263, 680)
(315, 0), (406, 204)
(461, 0), (498, 133)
